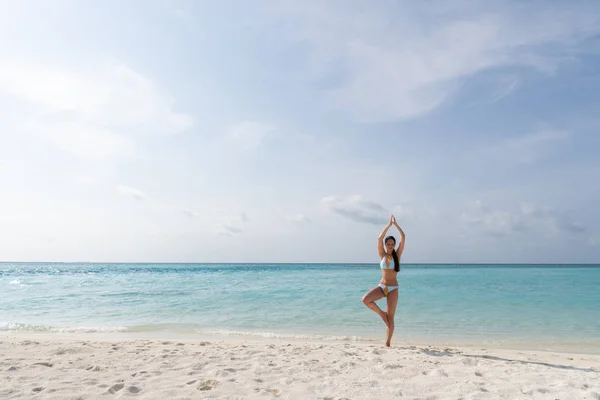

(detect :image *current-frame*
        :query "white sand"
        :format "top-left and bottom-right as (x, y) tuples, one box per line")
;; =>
(1, 334), (599, 399)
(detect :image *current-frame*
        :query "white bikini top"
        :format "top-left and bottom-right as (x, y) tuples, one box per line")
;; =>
(380, 256), (395, 270)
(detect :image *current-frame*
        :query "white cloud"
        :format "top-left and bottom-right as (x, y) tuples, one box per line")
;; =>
(270, 1), (600, 121)
(0, 61), (194, 159)
(117, 185), (152, 202)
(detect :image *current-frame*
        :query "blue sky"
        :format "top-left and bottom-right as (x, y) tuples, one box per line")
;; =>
(1, 0), (599, 263)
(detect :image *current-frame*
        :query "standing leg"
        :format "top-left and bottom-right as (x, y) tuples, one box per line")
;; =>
(362, 287), (389, 327)
(385, 289), (399, 347)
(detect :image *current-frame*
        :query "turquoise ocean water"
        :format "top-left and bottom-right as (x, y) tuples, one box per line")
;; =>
(1, 263), (599, 353)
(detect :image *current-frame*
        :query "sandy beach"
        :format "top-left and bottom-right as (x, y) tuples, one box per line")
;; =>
(1, 334), (599, 400)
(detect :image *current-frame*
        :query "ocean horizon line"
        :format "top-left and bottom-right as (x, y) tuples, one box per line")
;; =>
(1, 261), (600, 267)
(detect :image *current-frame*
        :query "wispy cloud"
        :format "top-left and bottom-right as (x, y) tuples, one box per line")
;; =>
(219, 223), (243, 236)
(322, 195), (389, 225)
(461, 201), (522, 237)
(321, 195), (418, 225)
(118, 185), (203, 220)
(461, 200), (587, 238)
(521, 203), (586, 235)
(117, 185), (152, 202)
(0, 61), (193, 159)
(491, 76), (520, 102)
(180, 208), (200, 218)
(271, 1), (600, 121)
(217, 212), (250, 236)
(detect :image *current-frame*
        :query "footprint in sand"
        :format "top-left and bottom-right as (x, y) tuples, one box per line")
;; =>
(108, 383), (125, 394)
(266, 388), (281, 396)
(54, 348), (82, 355)
(197, 380), (219, 391)
(32, 387), (44, 393)
(32, 362), (53, 368)
(127, 386), (141, 393)
(384, 363), (403, 369)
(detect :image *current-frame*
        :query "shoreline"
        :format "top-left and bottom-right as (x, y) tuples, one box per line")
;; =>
(3, 328), (600, 356)
(2, 332), (599, 399)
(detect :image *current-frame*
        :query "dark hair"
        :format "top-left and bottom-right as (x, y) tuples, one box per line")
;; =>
(384, 235), (400, 272)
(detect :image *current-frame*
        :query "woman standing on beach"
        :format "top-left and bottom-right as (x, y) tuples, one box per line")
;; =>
(362, 215), (405, 347)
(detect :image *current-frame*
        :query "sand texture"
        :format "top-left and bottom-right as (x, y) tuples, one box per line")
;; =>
(1, 336), (599, 399)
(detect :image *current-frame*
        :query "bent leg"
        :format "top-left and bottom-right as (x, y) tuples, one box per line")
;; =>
(385, 288), (399, 347)
(362, 286), (389, 327)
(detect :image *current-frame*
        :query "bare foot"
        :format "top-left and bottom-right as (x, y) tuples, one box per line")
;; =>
(378, 311), (390, 327)
(385, 341), (391, 347)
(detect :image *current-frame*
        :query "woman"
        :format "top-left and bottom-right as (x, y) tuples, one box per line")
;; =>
(361, 215), (406, 347)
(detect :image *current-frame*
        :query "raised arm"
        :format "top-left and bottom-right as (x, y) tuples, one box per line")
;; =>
(378, 216), (393, 258)
(392, 216), (406, 256)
